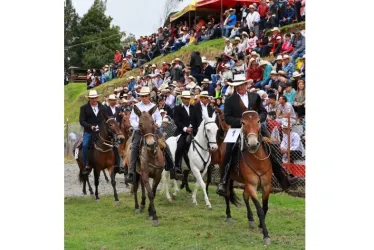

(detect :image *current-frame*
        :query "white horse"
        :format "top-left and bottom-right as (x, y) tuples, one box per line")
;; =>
(161, 112), (218, 208)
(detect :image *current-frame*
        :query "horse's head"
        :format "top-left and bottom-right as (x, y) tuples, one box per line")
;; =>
(215, 108), (230, 132)
(100, 110), (125, 144)
(202, 112), (219, 151)
(133, 105), (157, 151)
(241, 111), (261, 153)
(121, 112), (133, 138)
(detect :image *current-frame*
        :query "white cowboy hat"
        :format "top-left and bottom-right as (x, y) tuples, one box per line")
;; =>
(171, 80), (177, 86)
(248, 5), (255, 9)
(227, 80), (248, 87)
(270, 70), (279, 75)
(259, 60), (269, 66)
(251, 51), (257, 56)
(302, 55), (306, 59)
(276, 36), (282, 40)
(162, 118), (170, 123)
(186, 81), (196, 89)
(85, 90), (100, 98)
(138, 86), (151, 96)
(225, 38), (230, 42)
(178, 90), (192, 99)
(126, 52), (132, 57)
(241, 31), (248, 36)
(201, 78), (211, 84)
(278, 70), (287, 76)
(195, 85), (202, 90)
(128, 76), (135, 80)
(108, 94), (117, 100)
(199, 91), (210, 98)
(122, 93), (128, 97)
(136, 50), (142, 54)
(224, 63), (230, 69)
(276, 55), (283, 61)
(174, 58), (182, 62)
(151, 64), (157, 68)
(117, 87), (124, 91)
(234, 37), (241, 41)
(202, 59), (208, 64)
(120, 99), (128, 103)
(292, 71), (302, 78)
(135, 85), (142, 89)
(271, 27), (280, 32)
(283, 55), (291, 60)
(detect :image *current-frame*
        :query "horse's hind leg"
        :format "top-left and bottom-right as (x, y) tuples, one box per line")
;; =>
(82, 179), (87, 195)
(109, 167), (119, 203)
(93, 169), (100, 201)
(140, 178), (146, 212)
(206, 165), (212, 195)
(246, 184), (271, 245)
(262, 183), (271, 218)
(225, 196), (232, 222)
(102, 169), (109, 183)
(134, 174), (140, 212)
(243, 189), (255, 229)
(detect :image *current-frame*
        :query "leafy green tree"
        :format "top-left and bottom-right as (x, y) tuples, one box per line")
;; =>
(64, 0), (80, 68)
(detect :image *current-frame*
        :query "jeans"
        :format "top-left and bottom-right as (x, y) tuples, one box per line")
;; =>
(254, 78), (270, 90)
(211, 74), (220, 85)
(82, 132), (92, 166)
(290, 50), (305, 64)
(223, 25), (234, 37)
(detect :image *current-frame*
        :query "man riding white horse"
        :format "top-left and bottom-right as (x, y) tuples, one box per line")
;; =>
(126, 86), (176, 184)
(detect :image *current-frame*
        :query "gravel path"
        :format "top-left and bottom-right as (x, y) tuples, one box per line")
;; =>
(64, 163), (132, 197)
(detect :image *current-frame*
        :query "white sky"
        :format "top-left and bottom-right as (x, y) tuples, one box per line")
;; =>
(72, 0), (189, 38)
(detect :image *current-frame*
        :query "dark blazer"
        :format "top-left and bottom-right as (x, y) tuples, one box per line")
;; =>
(192, 102), (215, 136)
(173, 104), (195, 136)
(203, 65), (215, 80)
(105, 105), (122, 123)
(224, 92), (267, 128)
(79, 102), (106, 133)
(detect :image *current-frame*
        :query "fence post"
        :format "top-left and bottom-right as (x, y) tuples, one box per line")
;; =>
(66, 118), (69, 157)
(287, 115), (291, 164)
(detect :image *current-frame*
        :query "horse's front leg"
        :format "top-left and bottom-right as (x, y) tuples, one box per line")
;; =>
(191, 167), (211, 209)
(93, 168), (100, 201)
(109, 166), (119, 204)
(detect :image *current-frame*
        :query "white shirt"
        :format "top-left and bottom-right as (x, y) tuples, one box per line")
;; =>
(201, 102), (209, 119)
(130, 102), (162, 130)
(246, 11), (260, 28)
(182, 104), (191, 132)
(110, 105), (116, 115)
(165, 94), (175, 109)
(224, 43), (233, 56)
(91, 104), (99, 116)
(237, 92), (248, 108)
(280, 132), (305, 162)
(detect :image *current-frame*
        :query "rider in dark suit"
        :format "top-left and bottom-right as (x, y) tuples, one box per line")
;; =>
(79, 90), (106, 174)
(216, 81), (296, 196)
(192, 91), (215, 136)
(173, 91), (196, 176)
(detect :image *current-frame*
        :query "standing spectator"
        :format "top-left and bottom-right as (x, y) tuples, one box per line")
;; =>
(223, 8), (237, 38)
(294, 0), (303, 22)
(114, 50), (122, 64)
(246, 5), (260, 38)
(195, 16), (207, 33)
(264, 11), (277, 30)
(258, 0), (269, 30)
(269, 0), (280, 23)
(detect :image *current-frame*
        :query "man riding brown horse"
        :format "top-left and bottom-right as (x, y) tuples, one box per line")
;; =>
(126, 86), (176, 184)
(79, 90), (124, 175)
(216, 80), (297, 196)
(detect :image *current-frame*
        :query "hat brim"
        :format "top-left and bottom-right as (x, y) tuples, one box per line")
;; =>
(199, 94), (210, 98)
(86, 94), (100, 98)
(228, 80), (252, 86)
(178, 95), (192, 99)
(138, 92), (150, 96)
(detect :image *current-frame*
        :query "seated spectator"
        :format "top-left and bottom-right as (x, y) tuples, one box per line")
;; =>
(279, 2), (295, 27)
(279, 33), (294, 55)
(223, 8), (237, 38)
(291, 71), (302, 89)
(195, 16), (207, 33)
(283, 81), (296, 105)
(254, 60), (272, 89)
(246, 59), (263, 84)
(148, 43), (159, 60)
(229, 22), (241, 39)
(202, 59), (214, 81)
(222, 64), (234, 82)
(270, 36), (283, 57)
(259, 27), (280, 57)
(265, 93), (279, 113)
(264, 11), (276, 30)
(282, 54), (295, 78)
(289, 30), (305, 63)
(214, 83), (222, 98)
(114, 50), (122, 64)
(265, 70), (281, 94)
(224, 38), (233, 57)
(299, 55), (305, 79)
(280, 121), (305, 163)
(266, 111), (282, 138)
(215, 97), (224, 109)
(276, 95), (297, 125)
(293, 79), (305, 118)
(247, 31), (258, 53)
(272, 55), (283, 72)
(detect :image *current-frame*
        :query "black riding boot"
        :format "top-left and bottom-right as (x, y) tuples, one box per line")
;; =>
(216, 143), (238, 196)
(113, 146), (125, 174)
(216, 161), (231, 196)
(126, 131), (141, 184)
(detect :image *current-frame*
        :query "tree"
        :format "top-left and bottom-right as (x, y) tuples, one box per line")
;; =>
(68, 0), (124, 69)
(64, 0), (80, 68)
(160, 0), (184, 26)
(122, 33), (136, 47)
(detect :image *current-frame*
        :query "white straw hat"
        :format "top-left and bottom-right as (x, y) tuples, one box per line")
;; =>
(85, 90), (100, 98)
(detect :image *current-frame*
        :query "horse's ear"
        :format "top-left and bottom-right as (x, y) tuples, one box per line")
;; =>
(211, 111), (217, 121)
(148, 105), (158, 116)
(133, 105), (142, 117)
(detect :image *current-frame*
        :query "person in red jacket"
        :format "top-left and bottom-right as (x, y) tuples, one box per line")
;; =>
(114, 50), (122, 64)
(258, 0), (269, 30)
(246, 59), (264, 86)
(260, 27), (280, 57)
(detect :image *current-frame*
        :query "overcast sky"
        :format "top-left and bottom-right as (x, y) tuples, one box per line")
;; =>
(72, 0), (188, 38)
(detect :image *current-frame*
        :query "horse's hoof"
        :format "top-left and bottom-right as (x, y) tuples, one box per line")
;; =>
(89, 192), (94, 195)
(206, 205), (212, 210)
(83, 192), (87, 195)
(259, 227), (264, 234)
(149, 216), (153, 220)
(96, 199), (100, 203)
(249, 221), (255, 229)
(152, 220), (160, 227)
(225, 217), (233, 223)
(264, 237), (271, 246)
(135, 209), (140, 213)
(167, 197), (172, 202)
(114, 201), (119, 207)
(140, 205), (145, 212)
(186, 189), (192, 193)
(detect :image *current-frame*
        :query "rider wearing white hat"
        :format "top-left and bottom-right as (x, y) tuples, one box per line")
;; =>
(126, 87), (176, 184)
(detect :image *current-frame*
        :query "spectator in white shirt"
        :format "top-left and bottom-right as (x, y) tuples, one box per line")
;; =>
(224, 38), (233, 56)
(276, 95), (297, 125)
(280, 122), (305, 163)
(246, 5), (260, 38)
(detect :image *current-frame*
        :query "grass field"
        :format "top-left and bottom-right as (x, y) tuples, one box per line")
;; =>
(65, 187), (304, 250)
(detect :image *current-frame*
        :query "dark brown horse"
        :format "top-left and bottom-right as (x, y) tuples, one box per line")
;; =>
(90, 110), (126, 203)
(225, 111), (273, 246)
(132, 105), (165, 227)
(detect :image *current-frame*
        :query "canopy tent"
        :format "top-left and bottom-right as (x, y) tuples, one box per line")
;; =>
(196, 0), (260, 10)
(170, 0), (213, 24)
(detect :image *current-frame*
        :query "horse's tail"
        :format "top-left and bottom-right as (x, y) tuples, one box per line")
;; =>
(228, 181), (240, 207)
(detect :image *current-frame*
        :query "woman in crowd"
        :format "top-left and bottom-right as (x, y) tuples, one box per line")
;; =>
(293, 79), (305, 118)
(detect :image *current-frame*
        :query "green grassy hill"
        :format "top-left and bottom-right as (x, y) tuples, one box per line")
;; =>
(64, 22), (305, 122)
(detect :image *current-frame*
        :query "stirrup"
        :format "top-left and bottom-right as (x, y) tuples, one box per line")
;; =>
(82, 166), (91, 175)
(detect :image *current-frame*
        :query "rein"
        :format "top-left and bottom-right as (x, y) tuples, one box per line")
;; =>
(94, 118), (116, 152)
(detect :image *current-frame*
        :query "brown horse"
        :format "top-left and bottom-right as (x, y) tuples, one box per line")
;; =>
(225, 111), (273, 245)
(119, 111), (133, 185)
(90, 110), (126, 203)
(132, 105), (165, 227)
